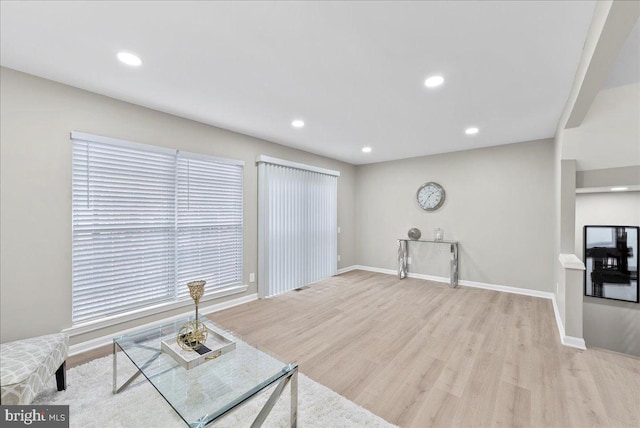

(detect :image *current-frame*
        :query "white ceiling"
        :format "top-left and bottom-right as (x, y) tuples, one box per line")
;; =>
(0, 1), (596, 165)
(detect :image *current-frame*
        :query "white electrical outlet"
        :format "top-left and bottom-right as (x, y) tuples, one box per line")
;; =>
(338, 255), (341, 262)
(338, 226), (341, 234)
(249, 273), (255, 283)
(407, 257), (412, 265)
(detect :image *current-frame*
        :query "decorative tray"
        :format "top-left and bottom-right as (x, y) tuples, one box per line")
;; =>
(161, 326), (236, 370)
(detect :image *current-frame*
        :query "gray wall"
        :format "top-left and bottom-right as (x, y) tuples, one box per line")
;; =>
(575, 191), (640, 356)
(560, 160), (578, 254)
(576, 166), (640, 188)
(355, 139), (556, 292)
(0, 67), (356, 343)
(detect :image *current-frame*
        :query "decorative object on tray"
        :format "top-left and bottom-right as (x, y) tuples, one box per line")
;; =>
(161, 325), (236, 370)
(434, 228), (444, 241)
(177, 280), (208, 352)
(160, 280), (237, 369)
(584, 225), (639, 303)
(408, 228), (421, 240)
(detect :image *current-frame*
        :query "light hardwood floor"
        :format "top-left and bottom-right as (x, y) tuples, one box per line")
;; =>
(207, 270), (640, 428)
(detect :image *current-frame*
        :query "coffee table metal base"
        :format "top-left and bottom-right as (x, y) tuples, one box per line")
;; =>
(112, 341), (298, 428)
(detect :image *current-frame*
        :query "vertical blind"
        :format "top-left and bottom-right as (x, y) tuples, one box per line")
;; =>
(71, 132), (243, 323)
(258, 156), (338, 298)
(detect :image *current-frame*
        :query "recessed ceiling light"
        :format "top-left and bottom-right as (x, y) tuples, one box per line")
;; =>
(291, 120), (305, 128)
(362, 147), (372, 153)
(424, 75), (444, 88)
(611, 187), (628, 191)
(117, 52), (142, 67)
(465, 127), (479, 135)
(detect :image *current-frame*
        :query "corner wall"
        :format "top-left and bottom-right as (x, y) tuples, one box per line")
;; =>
(552, 0), (640, 352)
(575, 191), (640, 356)
(557, 82), (640, 353)
(0, 67), (356, 344)
(355, 139), (556, 292)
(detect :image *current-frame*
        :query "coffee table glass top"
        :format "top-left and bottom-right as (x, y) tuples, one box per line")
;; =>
(113, 317), (296, 427)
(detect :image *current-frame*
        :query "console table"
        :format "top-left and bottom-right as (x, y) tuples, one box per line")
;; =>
(397, 239), (459, 287)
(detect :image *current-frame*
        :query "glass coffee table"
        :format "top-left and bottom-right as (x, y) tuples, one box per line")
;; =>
(112, 317), (298, 427)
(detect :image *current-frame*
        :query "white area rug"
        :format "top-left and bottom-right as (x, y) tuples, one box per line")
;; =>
(33, 354), (396, 428)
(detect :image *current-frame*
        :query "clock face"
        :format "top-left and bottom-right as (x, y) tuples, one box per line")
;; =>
(417, 182), (445, 211)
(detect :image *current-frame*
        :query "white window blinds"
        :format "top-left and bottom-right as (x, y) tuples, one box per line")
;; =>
(71, 132), (243, 323)
(176, 154), (243, 300)
(257, 156), (338, 298)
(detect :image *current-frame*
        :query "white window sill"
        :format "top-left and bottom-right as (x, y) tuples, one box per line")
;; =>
(64, 284), (248, 337)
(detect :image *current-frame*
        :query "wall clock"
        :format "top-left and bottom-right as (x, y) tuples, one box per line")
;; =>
(416, 182), (446, 211)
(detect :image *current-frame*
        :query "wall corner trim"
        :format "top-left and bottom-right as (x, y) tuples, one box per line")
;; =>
(562, 335), (588, 350)
(559, 253), (586, 270)
(551, 294), (588, 350)
(336, 265), (358, 275)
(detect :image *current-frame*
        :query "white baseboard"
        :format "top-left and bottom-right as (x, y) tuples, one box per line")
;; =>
(459, 279), (555, 300)
(69, 293), (258, 357)
(550, 295), (587, 350)
(561, 335), (587, 350)
(352, 265), (555, 299)
(352, 265), (586, 350)
(336, 265), (358, 274)
(353, 265), (450, 283)
(407, 272), (450, 283)
(352, 265), (396, 275)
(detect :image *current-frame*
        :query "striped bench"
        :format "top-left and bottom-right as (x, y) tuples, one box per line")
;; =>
(0, 333), (68, 405)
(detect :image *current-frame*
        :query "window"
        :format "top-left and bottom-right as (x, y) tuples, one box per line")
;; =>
(71, 132), (243, 323)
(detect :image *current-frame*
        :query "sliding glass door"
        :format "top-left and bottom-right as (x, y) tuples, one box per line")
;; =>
(257, 156), (338, 298)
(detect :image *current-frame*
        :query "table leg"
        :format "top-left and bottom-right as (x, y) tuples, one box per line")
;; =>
(250, 367), (297, 427)
(450, 243), (459, 288)
(112, 344), (161, 394)
(112, 341), (117, 394)
(291, 368), (298, 428)
(398, 239), (408, 279)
